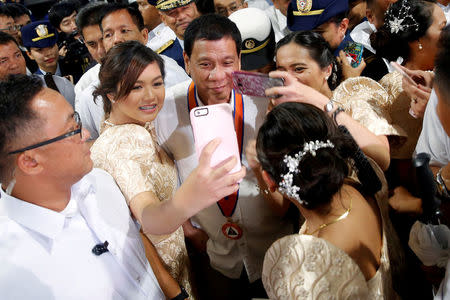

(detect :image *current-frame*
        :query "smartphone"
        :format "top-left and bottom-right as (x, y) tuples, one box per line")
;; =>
(390, 61), (416, 86)
(232, 71), (284, 98)
(190, 103), (241, 174)
(343, 42), (364, 68)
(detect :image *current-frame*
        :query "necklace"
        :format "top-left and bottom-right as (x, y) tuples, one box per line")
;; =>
(305, 198), (352, 236)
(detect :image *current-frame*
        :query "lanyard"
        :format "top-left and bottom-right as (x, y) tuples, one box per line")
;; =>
(187, 81), (244, 217)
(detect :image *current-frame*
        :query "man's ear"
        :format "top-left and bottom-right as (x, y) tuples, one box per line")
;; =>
(16, 152), (43, 175)
(159, 11), (168, 26)
(183, 51), (190, 75)
(262, 170), (278, 193)
(140, 27), (149, 44)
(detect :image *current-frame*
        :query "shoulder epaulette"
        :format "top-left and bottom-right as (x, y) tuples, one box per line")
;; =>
(156, 39), (174, 54)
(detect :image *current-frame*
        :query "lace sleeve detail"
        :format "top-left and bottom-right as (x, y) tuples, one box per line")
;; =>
(333, 76), (406, 137)
(262, 234), (369, 300)
(91, 124), (157, 204)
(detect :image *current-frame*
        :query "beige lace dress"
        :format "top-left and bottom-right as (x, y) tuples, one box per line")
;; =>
(262, 161), (400, 300)
(90, 121), (194, 298)
(379, 71), (423, 159)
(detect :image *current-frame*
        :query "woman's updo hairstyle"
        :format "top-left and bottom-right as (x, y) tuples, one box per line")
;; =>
(370, 0), (435, 62)
(256, 102), (358, 210)
(276, 31), (343, 90)
(93, 41), (165, 116)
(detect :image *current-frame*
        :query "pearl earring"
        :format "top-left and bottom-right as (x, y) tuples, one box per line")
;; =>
(110, 99), (116, 104)
(418, 42), (423, 50)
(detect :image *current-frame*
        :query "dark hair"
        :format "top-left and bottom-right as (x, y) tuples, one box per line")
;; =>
(94, 41), (165, 116)
(76, 2), (107, 35)
(5, 3), (31, 19)
(0, 75), (43, 183)
(99, 3), (145, 32)
(370, 0), (435, 62)
(0, 31), (19, 47)
(327, 11), (349, 25)
(184, 14), (241, 57)
(48, 0), (80, 30)
(0, 5), (13, 18)
(276, 31), (343, 90)
(256, 102), (358, 210)
(435, 25), (450, 105)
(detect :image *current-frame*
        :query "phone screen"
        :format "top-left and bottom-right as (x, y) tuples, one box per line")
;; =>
(232, 71), (283, 98)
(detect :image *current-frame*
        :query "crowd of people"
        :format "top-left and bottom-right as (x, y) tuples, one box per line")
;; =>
(0, 0), (449, 299)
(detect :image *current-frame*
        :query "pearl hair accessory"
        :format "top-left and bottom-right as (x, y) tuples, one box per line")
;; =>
(385, 0), (419, 34)
(278, 140), (335, 205)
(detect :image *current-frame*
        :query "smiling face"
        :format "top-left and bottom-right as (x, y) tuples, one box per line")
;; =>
(159, 2), (200, 39)
(109, 62), (165, 126)
(101, 9), (148, 52)
(276, 42), (331, 94)
(27, 44), (59, 73)
(184, 36), (240, 105)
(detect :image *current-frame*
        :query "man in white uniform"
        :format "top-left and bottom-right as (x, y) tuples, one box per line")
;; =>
(0, 75), (164, 299)
(156, 14), (293, 299)
(76, 3), (189, 140)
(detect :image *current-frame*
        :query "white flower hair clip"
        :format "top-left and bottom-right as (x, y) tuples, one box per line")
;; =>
(385, 0), (419, 34)
(278, 140), (335, 205)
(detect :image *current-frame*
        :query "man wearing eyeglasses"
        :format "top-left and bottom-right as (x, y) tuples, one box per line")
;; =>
(0, 74), (166, 299)
(0, 6), (20, 43)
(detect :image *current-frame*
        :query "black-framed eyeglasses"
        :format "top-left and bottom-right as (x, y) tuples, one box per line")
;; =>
(0, 25), (20, 32)
(8, 112), (83, 155)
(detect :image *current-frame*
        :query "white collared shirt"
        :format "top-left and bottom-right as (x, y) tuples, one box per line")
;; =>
(0, 168), (164, 300)
(155, 80), (293, 282)
(264, 6), (291, 42)
(415, 89), (450, 166)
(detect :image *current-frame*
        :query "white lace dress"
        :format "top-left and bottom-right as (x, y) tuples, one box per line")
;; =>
(262, 162), (399, 300)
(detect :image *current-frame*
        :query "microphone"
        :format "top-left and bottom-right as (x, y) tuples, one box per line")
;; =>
(92, 241), (109, 256)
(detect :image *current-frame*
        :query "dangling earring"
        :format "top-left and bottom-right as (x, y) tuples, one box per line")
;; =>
(418, 42), (423, 50)
(110, 99), (116, 104)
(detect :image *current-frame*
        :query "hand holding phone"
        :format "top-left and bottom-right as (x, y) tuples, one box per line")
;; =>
(232, 71), (284, 98)
(390, 62), (417, 86)
(343, 42), (364, 68)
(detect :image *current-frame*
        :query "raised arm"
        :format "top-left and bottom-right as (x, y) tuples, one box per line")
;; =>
(266, 71), (390, 171)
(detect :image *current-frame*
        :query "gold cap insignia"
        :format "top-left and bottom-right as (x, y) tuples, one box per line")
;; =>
(32, 24), (55, 42)
(297, 0), (312, 12)
(245, 39), (255, 50)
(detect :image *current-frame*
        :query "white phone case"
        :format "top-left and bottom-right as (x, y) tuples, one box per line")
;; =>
(190, 103), (241, 174)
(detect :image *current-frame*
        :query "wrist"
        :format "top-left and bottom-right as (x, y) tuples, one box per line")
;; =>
(171, 285), (188, 300)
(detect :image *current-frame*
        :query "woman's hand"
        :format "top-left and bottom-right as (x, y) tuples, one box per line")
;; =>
(338, 50), (366, 79)
(176, 139), (247, 218)
(399, 66), (433, 119)
(265, 70), (330, 109)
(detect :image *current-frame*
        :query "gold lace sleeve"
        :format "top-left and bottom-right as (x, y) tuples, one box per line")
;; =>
(91, 124), (157, 205)
(333, 77), (407, 137)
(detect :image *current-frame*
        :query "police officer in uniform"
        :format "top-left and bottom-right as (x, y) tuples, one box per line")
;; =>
(149, 0), (201, 70)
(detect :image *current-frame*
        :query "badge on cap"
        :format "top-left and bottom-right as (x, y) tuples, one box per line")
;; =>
(297, 0), (312, 13)
(32, 24), (55, 42)
(245, 39), (255, 50)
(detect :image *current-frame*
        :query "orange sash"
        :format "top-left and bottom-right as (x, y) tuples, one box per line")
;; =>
(187, 81), (244, 217)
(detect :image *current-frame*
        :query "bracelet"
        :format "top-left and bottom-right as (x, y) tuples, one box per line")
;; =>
(171, 286), (188, 300)
(332, 107), (345, 123)
(437, 167), (450, 199)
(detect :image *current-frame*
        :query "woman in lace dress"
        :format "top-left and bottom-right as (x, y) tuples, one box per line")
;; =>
(256, 102), (402, 299)
(274, 31), (402, 171)
(90, 41), (246, 299)
(371, 0), (446, 186)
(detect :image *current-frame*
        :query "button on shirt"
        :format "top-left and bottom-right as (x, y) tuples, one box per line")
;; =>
(0, 168), (164, 300)
(155, 80), (293, 282)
